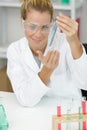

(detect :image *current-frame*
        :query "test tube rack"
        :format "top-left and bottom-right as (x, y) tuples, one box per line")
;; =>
(52, 99), (87, 130)
(52, 113), (87, 130)
(52, 113), (87, 123)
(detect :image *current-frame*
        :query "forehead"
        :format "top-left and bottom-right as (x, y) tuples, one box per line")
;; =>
(26, 9), (51, 24)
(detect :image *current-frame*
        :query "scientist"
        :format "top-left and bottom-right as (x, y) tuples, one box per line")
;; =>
(7, 0), (87, 107)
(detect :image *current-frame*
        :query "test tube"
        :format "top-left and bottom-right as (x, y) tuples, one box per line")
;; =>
(79, 106), (82, 130)
(82, 97), (87, 130)
(48, 22), (57, 47)
(82, 97), (86, 115)
(66, 100), (72, 130)
(57, 106), (61, 130)
(57, 106), (61, 117)
(66, 109), (71, 130)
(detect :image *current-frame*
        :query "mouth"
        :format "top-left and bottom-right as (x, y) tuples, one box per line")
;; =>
(32, 38), (42, 44)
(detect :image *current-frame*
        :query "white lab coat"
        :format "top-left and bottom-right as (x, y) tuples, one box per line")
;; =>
(7, 31), (87, 107)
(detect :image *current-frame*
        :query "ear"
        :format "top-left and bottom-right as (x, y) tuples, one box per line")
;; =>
(20, 17), (24, 30)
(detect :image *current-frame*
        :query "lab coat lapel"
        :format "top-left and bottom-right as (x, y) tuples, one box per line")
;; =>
(21, 39), (40, 72)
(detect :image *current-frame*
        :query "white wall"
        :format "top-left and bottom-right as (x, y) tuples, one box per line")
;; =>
(0, 7), (24, 47)
(0, 7), (24, 69)
(7, 8), (24, 44)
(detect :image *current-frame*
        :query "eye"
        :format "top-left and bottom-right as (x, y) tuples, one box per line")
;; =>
(42, 25), (50, 32)
(28, 23), (37, 31)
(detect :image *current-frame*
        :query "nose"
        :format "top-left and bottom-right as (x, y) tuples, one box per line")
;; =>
(34, 28), (43, 37)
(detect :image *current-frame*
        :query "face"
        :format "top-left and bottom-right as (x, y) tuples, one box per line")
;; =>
(23, 9), (52, 55)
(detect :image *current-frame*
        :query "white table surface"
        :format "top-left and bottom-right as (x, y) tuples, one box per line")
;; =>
(0, 91), (82, 130)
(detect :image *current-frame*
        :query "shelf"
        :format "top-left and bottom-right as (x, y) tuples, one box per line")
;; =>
(53, 4), (71, 10)
(0, 0), (21, 7)
(52, 0), (83, 10)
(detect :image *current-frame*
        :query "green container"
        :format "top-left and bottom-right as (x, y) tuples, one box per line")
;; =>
(61, 0), (70, 4)
(0, 104), (9, 130)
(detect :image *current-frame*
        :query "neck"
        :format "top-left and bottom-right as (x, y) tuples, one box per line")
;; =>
(30, 43), (47, 56)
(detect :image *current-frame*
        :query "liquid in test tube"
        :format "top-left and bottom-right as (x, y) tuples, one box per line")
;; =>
(48, 22), (57, 47)
(82, 97), (87, 130)
(57, 106), (61, 130)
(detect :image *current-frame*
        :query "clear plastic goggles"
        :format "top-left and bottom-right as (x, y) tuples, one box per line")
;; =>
(22, 20), (52, 34)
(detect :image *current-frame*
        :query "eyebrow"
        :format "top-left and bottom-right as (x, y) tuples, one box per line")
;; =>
(23, 20), (51, 26)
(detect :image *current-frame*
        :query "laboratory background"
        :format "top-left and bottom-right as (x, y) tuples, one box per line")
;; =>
(0, 1), (87, 130)
(0, 0), (87, 90)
